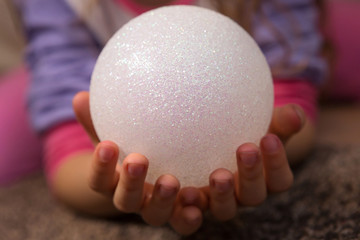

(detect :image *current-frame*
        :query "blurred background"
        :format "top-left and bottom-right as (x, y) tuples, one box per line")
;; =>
(0, 0), (25, 75)
(0, 0), (42, 186)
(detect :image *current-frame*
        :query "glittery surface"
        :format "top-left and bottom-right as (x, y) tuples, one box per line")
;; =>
(90, 6), (273, 187)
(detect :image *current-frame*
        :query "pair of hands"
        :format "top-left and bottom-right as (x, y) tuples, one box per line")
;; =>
(73, 91), (304, 235)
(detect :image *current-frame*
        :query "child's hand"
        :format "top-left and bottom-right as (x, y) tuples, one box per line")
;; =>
(200, 104), (305, 221)
(90, 141), (207, 233)
(74, 91), (304, 234)
(73, 91), (206, 235)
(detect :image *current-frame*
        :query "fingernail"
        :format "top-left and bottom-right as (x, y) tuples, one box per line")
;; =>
(127, 163), (145, 177)
(158, 184), (176, 198)
(212, 179), (232, 193)
(240, 152), (259, 167)
(262, 135), (279, 154)
(99, 146), (115, 163)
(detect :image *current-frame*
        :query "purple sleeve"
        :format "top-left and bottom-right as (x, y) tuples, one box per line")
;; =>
(16, 0), (101, 133)
(253, 0), (327, 84)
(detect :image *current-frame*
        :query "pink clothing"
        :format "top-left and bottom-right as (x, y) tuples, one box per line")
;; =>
(0, 66), (42, 186)
(324, 0), (360, 101)
(0, 67), (93, 186)
(274, 79), (318, 122)
(115, 0), (195, 15)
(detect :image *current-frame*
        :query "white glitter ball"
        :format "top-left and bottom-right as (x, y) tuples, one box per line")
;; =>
(90, 6), (273, 187)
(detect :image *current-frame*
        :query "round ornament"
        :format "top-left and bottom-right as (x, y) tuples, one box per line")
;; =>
(90, 5), (273, 187)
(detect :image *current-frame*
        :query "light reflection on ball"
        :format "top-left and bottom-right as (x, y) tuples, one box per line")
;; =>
(90, 6), (273, 187)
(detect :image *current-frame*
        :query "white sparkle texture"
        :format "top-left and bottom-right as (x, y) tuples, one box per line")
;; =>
(90, 6), (273, 187)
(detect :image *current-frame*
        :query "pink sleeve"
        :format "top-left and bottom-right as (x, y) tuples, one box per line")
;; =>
(43, 121), (94, 183)
(114, 0), (195, 15)
(273, 79), (318, 123)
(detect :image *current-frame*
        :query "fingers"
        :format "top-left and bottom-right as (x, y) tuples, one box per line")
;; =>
(90, 149), (205, 233)
(235, 143), (267, 206)
(113, 153), (148, 213)
(207, 138), (294, 220)
(260, 134), (294, 193)
(208, 169), (237, 221)
(269, 104), (305, 143)
(169, 187), (207, 235)
(88, 141), (120, 194)
(73, 91), (100, 143)
(141, 175), (180, 226)
(234, 136), (293, 206)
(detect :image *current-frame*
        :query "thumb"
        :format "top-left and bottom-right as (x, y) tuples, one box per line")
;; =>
(73, 91), (100, 144)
